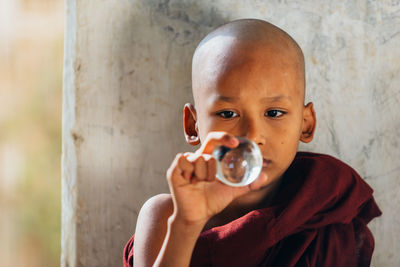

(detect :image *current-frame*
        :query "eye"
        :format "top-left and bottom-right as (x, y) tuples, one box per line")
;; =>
(216, 110), (239, 119)
(265, 110), (286, 118)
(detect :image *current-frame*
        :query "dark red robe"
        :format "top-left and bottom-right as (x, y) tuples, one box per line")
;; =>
(123, 152), (381, 267)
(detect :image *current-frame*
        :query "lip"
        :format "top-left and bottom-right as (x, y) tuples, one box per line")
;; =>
(263, 159), (272, 167)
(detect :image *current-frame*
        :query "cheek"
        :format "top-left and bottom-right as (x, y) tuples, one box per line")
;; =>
(197, 124), (208, 143)
(273, 126), (301, 170)
(197, 115), (216, 142)
(276, 124), (301, 148)
(198, 116), (238, 138)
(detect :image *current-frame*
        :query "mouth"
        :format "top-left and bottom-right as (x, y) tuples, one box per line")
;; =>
(263, 159), (272, 168)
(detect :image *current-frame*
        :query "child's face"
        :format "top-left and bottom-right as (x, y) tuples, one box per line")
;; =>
(186, 37), (315, 186)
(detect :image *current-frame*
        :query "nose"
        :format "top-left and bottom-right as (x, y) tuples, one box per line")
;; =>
(241, 116), (266, 146)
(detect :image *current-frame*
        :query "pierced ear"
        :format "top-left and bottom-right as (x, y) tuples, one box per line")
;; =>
(300, 102), (316, 143)
(183, 103), (200, 146)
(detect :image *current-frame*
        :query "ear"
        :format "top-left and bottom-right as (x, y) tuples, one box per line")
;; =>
(300, 102), (316, 143)
(183, 103), (200, 146)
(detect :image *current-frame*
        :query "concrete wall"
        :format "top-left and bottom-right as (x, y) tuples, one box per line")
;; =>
(62, 0), (400, 266)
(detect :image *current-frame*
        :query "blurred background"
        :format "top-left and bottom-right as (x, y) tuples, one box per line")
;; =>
(0, 0), (63, 266)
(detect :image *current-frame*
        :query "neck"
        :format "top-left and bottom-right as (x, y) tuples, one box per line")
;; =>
(228, 176), (284, 215)
(202, 176), (284, 232)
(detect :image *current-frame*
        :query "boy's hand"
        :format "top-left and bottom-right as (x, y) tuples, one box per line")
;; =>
(166, 131), (268, 226)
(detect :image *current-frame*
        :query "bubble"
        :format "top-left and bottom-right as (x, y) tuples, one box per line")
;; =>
(212, 137), (263, 187)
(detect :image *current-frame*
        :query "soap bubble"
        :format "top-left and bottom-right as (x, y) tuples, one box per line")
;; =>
(212, 137), (262, 187)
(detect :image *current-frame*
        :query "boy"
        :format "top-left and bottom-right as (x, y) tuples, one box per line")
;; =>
(124, 19), (381, 267)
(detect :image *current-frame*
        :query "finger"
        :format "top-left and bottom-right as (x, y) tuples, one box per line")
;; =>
(248, 172), (268, 191)
(193, 156), (208, 181)
(167, 153), (191, 183)
(199, 131), (239, 154)
(178, 154), (194, 181)
(206, 156), (217, 182)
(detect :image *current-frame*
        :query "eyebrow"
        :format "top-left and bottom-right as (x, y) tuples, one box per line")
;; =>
(260, 95), (292, 103)
(214, 95), (239, 102)
(213, 94), (292, 103)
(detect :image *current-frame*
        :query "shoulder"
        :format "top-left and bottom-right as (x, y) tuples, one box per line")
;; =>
(293, 151), (359, 178)
(133, 194), (174, 265)
(290, 152), (371, 196)
(284, 152), (379, 223)
(139, 193), (174, 220)
(135, 193), (174, 237)
(295, 151), (352, 168)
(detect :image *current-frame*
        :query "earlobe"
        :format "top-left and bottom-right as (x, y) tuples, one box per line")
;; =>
(300, 102), (316, 143)
(183, 103), (200, 146)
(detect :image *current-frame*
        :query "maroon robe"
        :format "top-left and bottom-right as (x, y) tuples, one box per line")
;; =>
(123, 152), (382, 267)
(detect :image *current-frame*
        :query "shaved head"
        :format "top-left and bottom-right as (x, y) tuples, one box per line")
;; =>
(184, 19), (316, 192)
(192, 19), (305, 106)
